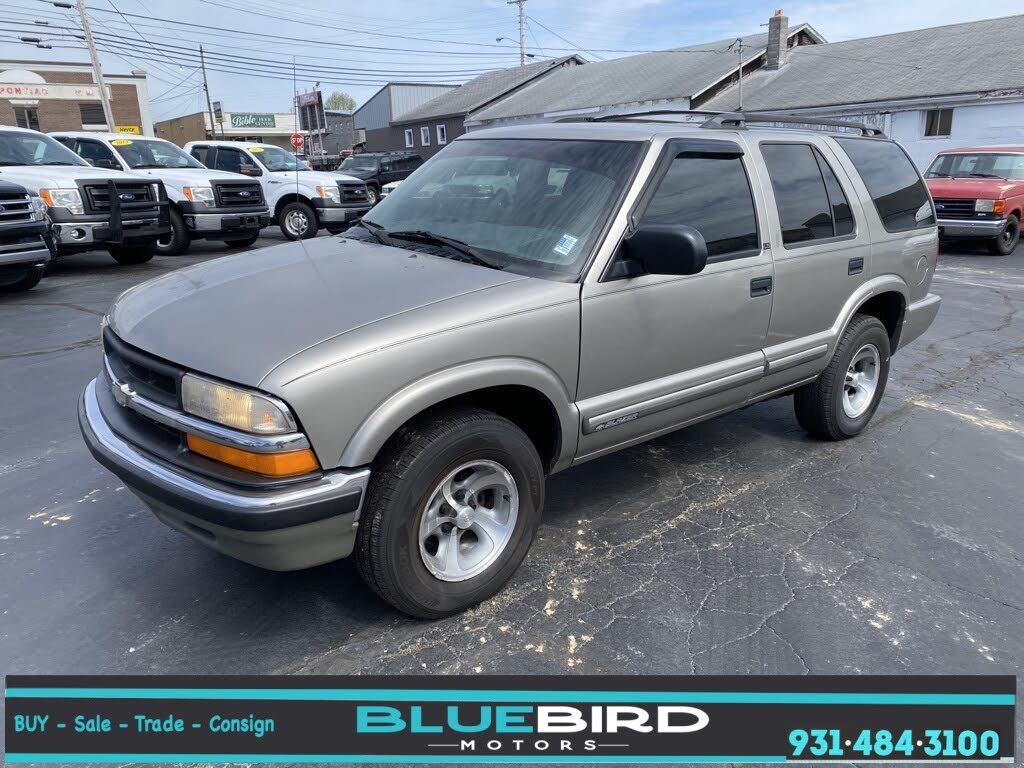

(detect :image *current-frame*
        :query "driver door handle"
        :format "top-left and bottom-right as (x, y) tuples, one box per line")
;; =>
(750, 276), (773, 297)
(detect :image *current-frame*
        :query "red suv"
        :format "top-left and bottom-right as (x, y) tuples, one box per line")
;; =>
(925, 146), (1024, 255)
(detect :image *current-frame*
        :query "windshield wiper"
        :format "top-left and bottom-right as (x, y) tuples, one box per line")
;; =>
(969, 173), (1003, 178)
(41, 161), (79, 166)
(386, 230), (504, 270)
(356, 218), (390, 245)
(130, 164), (165, 169)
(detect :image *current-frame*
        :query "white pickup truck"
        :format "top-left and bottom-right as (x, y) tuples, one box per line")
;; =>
(0, 126), (169, 264)
(52, 132), (270, 256)
(184, 140), (371, 239)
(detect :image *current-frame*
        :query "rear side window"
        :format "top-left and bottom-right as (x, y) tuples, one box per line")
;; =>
(835, 138), (935, 232)
(190, 145), (210, 166)
(761, 143), (854, 245)
(641, 154), (759, 259)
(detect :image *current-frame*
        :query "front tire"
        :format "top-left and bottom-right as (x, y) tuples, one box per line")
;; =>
(155, 207), (191, 256)
(794, 314), (890, 440)
(365, 185), (379, 206)
(279, 201), (318, 240)
(355, 407), (544, 618)
(108, 243), (156, 265)
(987, 214), (1019, 255)
(0, 265), (45, 293)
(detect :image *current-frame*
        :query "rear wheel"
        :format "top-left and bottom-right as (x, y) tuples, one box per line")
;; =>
(223, 232), (260, 248)
(987, 214), (1019, 255)
(794, 314), (890, 440)
(155, 207), (191, 256)
(0, 265), (44, 293)
(108, 243), (156, 265)
(355, 407), (544, 618)
(279, 201), (318, 240)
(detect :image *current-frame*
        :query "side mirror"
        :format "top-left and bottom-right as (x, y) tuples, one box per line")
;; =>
(90, 158), (118, 169)
(239, 165), (262, 177)
(612, 223), (708, 279)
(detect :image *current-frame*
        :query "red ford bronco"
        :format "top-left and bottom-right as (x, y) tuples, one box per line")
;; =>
(925, 146), (1024, 255)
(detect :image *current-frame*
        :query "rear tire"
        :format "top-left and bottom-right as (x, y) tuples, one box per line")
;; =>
(987, 214), (1019, 255)
(224, 232), (260, 248)
(279, 201), (318, 240)
(794, 314), (890, 440)
(108, 243), (156, 265)
(355, 406), (544, 618)
(155, 207), (191, 256)
(0, 265), (44, 293)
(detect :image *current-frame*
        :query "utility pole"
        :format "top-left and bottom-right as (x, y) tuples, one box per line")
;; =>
(507, 0), (526, 66)
(199, 46), (218, 140)
(75, 0), (115, 129)
(730, 38), (746, 111)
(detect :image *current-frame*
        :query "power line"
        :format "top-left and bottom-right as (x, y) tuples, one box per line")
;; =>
(526, 14), (605, 61)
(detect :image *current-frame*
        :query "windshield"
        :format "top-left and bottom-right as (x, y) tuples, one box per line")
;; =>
(338, 156), (379, 172)
(0, 130), (88, 167)
(112, 138), (204, 169)
(250, 145), (307, 172)
(926, 152), (1024, 180)
(358, 138), (642, 279)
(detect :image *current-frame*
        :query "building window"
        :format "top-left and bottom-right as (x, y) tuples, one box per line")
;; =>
(404, 129), (414, 148)
(924, 108), (953, 137)
(79, 103), (107, 127)
(436, 124), (447, 144)
(420, 126), (430, 146)
(14, 107), (39, 131)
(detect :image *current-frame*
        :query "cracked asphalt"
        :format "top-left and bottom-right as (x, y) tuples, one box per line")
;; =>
(1, 231), (1021, 763)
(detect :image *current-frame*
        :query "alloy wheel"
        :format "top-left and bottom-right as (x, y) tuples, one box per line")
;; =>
(843, 343), (880, 418)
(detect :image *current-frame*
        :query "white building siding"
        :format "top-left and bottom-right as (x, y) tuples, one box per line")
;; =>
(389, 84), (457, 121)
(890, 101), (1024, 169)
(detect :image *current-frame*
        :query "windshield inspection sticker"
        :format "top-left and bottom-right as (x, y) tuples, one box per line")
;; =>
(110, 139), (133, 146)
(553, 233), (579, 258)
(249, 147), (264, 152)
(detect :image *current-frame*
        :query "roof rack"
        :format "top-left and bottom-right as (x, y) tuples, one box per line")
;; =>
(703, 112), (885, 137)
(558, 109), (885, 137)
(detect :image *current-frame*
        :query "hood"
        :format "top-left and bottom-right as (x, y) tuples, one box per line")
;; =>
(0, 164), (147, 193)
(925, 177), (1021, 199)
(270, 169), (362, 186)
(108, 236), (528, 387)
(128, 167), (252, 193)
(337, 168), (374, 179)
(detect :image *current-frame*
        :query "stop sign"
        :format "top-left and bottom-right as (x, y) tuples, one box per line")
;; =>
(290, 133), (304, 149)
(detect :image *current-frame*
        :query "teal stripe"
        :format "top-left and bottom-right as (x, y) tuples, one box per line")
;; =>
(4, 755), (787, 764)
(3, 688), (1014, 705)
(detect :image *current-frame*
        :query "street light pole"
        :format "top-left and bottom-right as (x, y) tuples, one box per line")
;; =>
(506, 0), (526, 66)
(75, 0), (116, 129)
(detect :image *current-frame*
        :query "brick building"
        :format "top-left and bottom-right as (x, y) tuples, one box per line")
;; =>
(0, 60), (152, 135)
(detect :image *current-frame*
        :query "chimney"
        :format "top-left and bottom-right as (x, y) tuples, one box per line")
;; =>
(765, 9), (789, 70)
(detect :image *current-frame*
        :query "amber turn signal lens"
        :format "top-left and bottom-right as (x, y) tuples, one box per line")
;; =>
(994, 199), (1006, 214)
(186, 434), (319, 477)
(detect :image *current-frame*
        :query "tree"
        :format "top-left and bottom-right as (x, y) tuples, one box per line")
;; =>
(325, 91), (356, 111)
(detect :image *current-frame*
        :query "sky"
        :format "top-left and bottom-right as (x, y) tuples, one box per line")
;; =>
(1, 0), (1017, 121)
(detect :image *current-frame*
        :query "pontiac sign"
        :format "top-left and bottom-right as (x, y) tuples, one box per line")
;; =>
(0, 83), (105, 100)
(230, 113), (275, 128)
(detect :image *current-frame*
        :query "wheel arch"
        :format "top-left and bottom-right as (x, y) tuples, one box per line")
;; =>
(828, 276), (909, 360)
(854, 289), (906, 351)
(339, 358), (578, 473)
(273, 192), (313, 219)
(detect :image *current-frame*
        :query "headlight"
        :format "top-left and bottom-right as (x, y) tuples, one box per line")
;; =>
(39, 188), (84, 215)
(30, 195), (48, 220)
(316, 185), (341, 203)
(181, 374), (297, 435)
(183, 186), (214, 204)
(975, 199), (995, 212)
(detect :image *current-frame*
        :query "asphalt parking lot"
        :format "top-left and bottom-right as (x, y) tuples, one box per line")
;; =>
(2, 231), (1022, 748)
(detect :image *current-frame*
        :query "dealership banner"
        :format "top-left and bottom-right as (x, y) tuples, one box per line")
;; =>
(4, 675), (1015, 763)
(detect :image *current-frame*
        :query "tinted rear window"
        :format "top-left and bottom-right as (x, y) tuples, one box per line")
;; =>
(835, 138), (934, 232)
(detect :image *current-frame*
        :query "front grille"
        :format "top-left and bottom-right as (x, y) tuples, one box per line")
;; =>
(214, 181), (264, 207)
(103, 328), (182, 409)
(933, 198), (979, 220)
(83, 182), (155, 212)
(337, 182), (369, 204)
(0, 193), (34, 225)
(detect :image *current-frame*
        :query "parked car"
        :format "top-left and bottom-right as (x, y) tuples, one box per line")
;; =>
(0, 179), (52, 292)
(924, 146), (1024, 255)
(51, 132), (270, 256)
(336, 151), (423, 205)
(80, 114), (940, 618)
(0, 126), (169, 264)
(379, 179), (402, 199)
(186, 140), (369, 239)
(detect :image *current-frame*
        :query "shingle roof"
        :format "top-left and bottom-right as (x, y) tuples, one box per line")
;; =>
(470, 26), (818, 123)
(394, 57), (582, 123)
(703, 15), (1024, 111)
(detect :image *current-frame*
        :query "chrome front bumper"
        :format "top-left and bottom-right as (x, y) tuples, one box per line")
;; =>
(317, 206), (370, 223)
(186, 211), (270, 233)
(937, 218), (1006, 237)
(0, 236), (50, 267)
(78, 378), (371, 570)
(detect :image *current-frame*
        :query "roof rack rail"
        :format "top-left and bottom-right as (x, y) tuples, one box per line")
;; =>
(556, 109), (724, 124)
(702, 112), (885, 137)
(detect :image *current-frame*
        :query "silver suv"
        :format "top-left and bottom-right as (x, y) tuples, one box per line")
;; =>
(79, 113), (941, 617)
